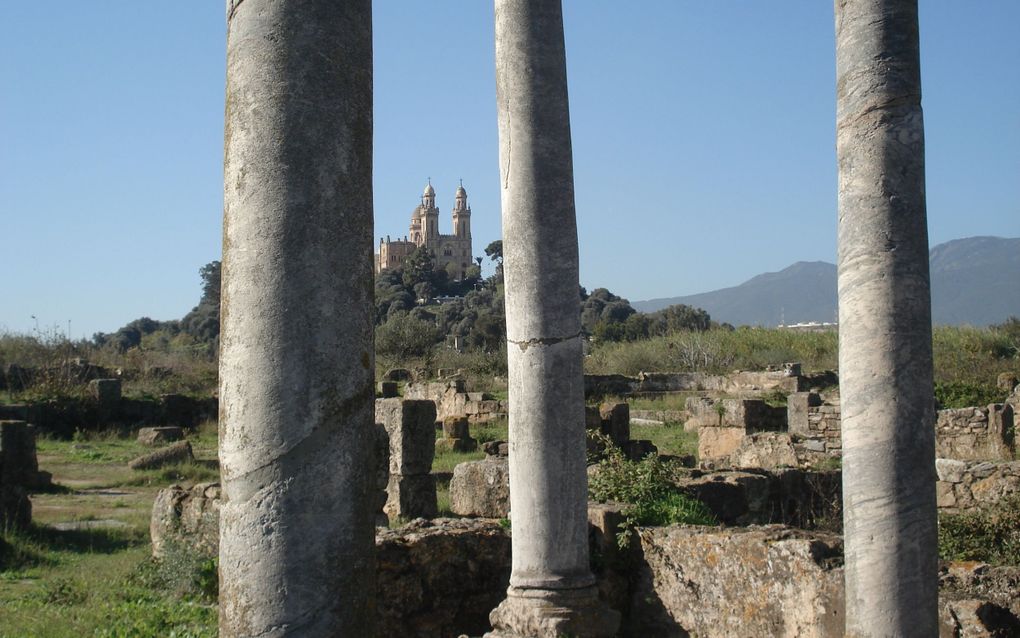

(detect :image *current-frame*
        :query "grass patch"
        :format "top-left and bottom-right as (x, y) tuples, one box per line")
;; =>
(116, 462), (220, 488)
(629, 423), (698, 458)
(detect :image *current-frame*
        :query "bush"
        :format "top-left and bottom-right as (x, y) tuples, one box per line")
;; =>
(938, 495), (1020, 566)
(589, 435), (716, 547)
(935, 381), (1008, 409)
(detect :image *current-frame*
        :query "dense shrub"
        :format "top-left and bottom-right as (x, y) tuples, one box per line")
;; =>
(939, 495), (1020, 566)
(589, 435), (716, 547)
(935, 381), (1008, 409)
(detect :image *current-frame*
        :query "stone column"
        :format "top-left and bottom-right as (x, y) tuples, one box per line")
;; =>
(219, 1), (375, 636)
(488, 1), (619, 636)
(835, 1), (938, 635)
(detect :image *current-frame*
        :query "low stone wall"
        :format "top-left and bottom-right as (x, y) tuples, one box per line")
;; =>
(686, 397), (786, 433)
(936, 404), (1015, 461)
(0, 392), (217, 437)
(585, 366), (805, 398)
(403, 381), (507, 424)
(935, 459), (1020, 514)
(151, 486), (1017, 637)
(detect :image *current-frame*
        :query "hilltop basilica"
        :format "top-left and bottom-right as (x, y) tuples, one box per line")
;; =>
(375, 180), (473, 279)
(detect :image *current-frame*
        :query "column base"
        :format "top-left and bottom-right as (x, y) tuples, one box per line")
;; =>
(484, 585), (620, 638)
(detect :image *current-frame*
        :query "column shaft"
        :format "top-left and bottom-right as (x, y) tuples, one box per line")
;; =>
(219, 1), (375, 636)
(835, 0), (938, 635)
(496, 0), (590, 593)
(489, 1), (619, 636)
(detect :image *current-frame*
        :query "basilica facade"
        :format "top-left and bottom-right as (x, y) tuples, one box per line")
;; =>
(375, 181), (473, 279)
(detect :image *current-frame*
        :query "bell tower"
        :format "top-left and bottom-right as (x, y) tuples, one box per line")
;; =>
(452, 180), (471, 239)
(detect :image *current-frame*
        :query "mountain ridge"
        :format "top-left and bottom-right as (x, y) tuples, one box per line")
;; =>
(632, 236), (1019, 327)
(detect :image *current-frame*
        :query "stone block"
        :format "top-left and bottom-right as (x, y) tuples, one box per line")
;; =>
(585, 406), (602, 431)
(384, 474), (437, 521)
(442, 417), (470, 439)
(787, 392), (821, 435)
(137, 426), (184, 446)
(377, 381), (399, 398)
(728, 432), (799, 470)
(801, 438), (826, 453)
(0, 420), (40, 487)
(626, 525), (845, 638)
(697, 426), (746, 464)
(936, 458), (967, 483)
(587, 501), (628, 555)
(483, 440), (509, 457)
(89, 378), (122, 408)
(450, 457), (510, 518)
(936, 482), (957, 508)
(128, 440), (194, 470)
(375, 398), (436, 476)
(434, 437), (478, 454)
(940, 599), (1020, 638)
(151, 482), (221, 558)
(599, 402), (630, 445)
(376, 519), (511, 638)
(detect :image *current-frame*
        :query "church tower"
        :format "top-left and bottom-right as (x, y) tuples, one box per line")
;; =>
(421, 180), (440, 241)
(452, 181), (471, 239)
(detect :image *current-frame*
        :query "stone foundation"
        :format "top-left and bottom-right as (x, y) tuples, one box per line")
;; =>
(935, 459), (1020, 513)
(404, 380), (508, 424)
(936, 404), (1015, 461)
(151, 487), (1017, 637)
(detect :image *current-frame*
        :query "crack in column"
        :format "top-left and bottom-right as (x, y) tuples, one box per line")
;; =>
(507, 331), (582, 352)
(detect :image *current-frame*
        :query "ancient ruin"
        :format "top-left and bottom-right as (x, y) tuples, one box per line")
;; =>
(204, 1), (1009, 637)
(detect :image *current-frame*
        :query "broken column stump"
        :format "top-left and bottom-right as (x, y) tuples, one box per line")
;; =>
(376, 398), (437, 520)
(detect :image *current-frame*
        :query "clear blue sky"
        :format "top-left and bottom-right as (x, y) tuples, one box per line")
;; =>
(2, 2), (1017, 338)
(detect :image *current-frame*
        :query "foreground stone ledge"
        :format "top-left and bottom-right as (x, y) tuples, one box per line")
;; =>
(151, 487), (1019, 637)
(625, 525), (845, 638)
(376, 518), (512, 638)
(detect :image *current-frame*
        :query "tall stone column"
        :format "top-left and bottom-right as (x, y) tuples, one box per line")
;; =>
(219, 1), (375, 636)
(488, 2), (619, 636)
(835, 1), (938, 635)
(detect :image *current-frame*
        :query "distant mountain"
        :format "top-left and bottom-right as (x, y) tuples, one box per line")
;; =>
(633, 236), (1019, 327)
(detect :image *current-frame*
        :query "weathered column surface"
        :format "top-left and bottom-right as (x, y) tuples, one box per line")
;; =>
(835, 1), (937, 636)
(488, 1), (619, 636)
(219, 1), (375, 636)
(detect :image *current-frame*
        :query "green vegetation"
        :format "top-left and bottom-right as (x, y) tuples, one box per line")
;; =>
(1, 521), (216, 637)
(588, 435), (717, 547)
(938, 495), (1020, 567)
(628, 422), (698, 459)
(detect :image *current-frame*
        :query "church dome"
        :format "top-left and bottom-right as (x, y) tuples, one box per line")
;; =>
(455, 184), (467, 198)
(423, 182), (435, 197)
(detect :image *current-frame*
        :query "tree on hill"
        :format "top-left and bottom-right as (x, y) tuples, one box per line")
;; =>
(181, 260), (221, 344)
